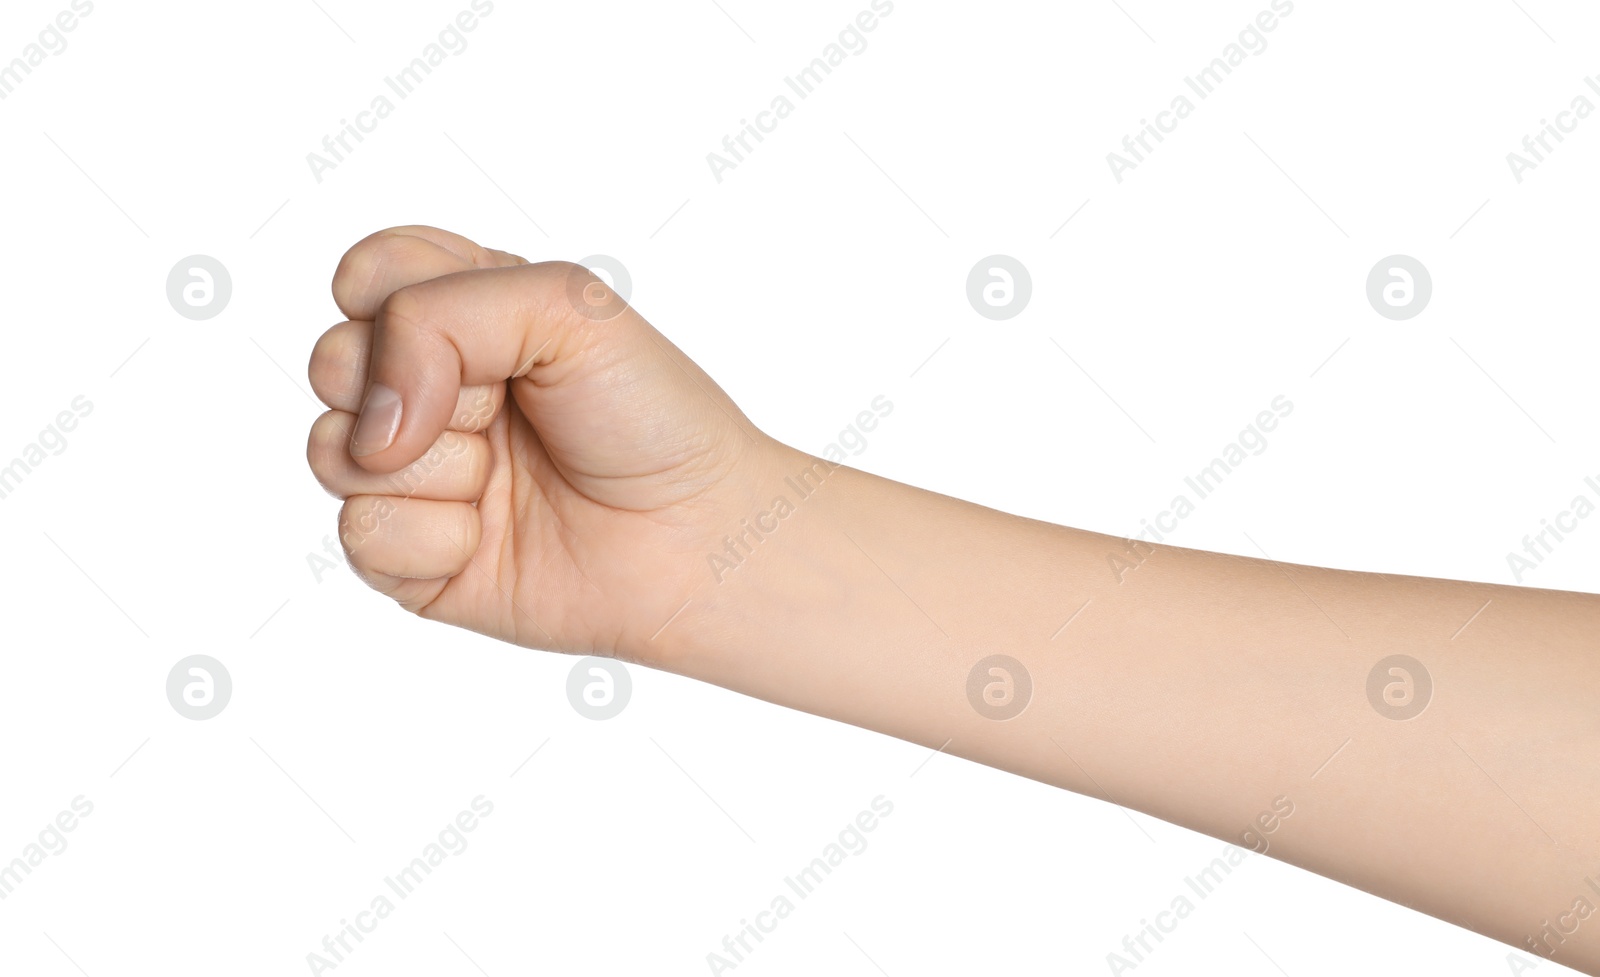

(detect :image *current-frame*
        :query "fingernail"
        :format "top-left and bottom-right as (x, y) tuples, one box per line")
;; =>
(351, 383), (402, 456)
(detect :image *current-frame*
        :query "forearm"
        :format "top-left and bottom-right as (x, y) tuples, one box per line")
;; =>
(678, 445), (1600, 969)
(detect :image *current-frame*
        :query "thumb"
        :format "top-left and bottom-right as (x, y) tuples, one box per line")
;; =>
(349, 261), (759, 497)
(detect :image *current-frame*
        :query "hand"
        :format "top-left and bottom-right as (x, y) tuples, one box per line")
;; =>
(305, 226), (783, 667)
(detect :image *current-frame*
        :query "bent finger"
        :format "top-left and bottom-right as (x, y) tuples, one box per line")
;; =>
(333, 225), (527, 321)
(309, 319), (506, 431)
(339, 495), (482, 585)
(309, 411), (490, 502)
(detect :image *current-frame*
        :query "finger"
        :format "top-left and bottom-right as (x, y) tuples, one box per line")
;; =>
(339, 495), (481, 608)
(349, 261), (755, 474)
(333, 226), (526, 321)
(308, 319), (506, 431)
(309, 411), (490, 502)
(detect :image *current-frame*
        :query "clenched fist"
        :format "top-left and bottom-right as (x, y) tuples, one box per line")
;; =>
(305, 225), (791, 668)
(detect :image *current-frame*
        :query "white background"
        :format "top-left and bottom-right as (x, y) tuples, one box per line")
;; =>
(1, 0), (1596, 974)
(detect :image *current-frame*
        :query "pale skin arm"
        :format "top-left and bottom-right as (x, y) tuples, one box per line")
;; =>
(308, 226), (1600, 973)
(679, 448), (1600, 972)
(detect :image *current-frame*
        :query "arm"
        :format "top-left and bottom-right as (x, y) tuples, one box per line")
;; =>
(671, 444), (1600, 969)
(312, 226), (1599, 972)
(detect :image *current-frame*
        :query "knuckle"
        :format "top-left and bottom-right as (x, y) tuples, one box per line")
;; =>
(529, 260), (607, 333)
(377, 283), (429, 336)
(546, 259), (590, 278)
(334, 230), (434, 312)
(331, 235), (389, 308)
(467, 242), (503, 269)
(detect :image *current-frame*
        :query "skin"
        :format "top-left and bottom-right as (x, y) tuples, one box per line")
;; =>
(308, 225), (1600, 973)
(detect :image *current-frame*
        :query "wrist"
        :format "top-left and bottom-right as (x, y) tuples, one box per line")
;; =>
(661, 442), (881, 682)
